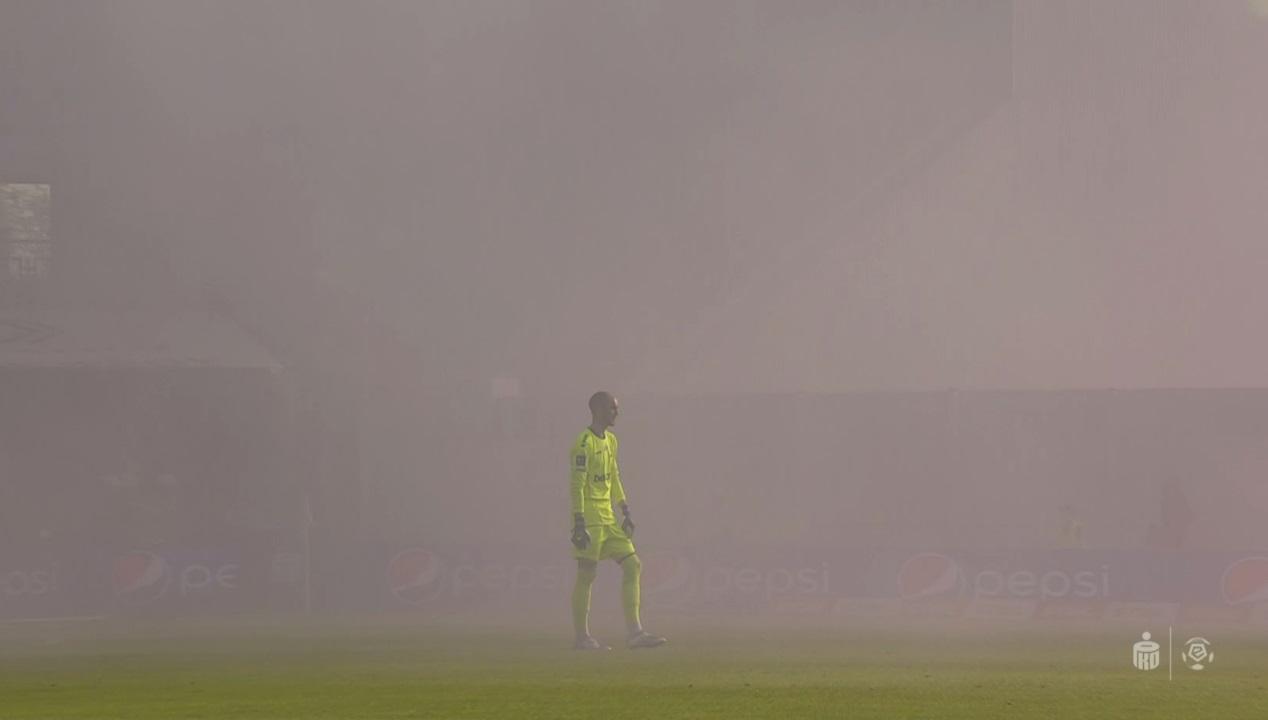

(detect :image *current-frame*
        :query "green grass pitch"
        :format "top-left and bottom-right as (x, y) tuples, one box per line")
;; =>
(3, 614), (1267, 719)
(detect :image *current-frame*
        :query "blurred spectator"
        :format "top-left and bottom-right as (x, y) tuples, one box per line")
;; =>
(1057, 504), (1085, 548)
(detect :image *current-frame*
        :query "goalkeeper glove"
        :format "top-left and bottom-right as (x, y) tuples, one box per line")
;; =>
(571, 514), (590, 549)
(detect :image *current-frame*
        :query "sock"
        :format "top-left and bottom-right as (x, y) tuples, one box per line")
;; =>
(621, 554), (642, 634)
(572, 562), (597, 638)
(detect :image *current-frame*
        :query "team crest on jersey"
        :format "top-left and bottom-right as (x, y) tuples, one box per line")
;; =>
(575, 455), (586, 468)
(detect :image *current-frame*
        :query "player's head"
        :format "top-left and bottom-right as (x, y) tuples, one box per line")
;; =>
(588, 391), (619, 429)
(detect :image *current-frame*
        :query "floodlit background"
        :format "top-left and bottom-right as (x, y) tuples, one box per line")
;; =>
(2, 0), (1268, 622)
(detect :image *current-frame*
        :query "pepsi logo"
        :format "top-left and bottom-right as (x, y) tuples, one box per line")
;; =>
(1221, 556), (1268, 605)
(387, 549), (447, 605)
(640, 552), (692, 596)
(897, 553), (964, 599)
(112, 551), (171, 604)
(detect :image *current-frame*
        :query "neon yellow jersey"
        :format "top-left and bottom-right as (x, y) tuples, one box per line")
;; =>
(569, 428), (626, 527)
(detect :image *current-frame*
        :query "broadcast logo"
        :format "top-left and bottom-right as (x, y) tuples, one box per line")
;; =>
(1182, 637), (1214, 671)
(1132, 631), (1161, 671)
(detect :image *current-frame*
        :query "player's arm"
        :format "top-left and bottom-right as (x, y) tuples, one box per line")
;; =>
(610, 435), (634, 535)
(570, 437), (589, 518)
(569, 440), (590, 548)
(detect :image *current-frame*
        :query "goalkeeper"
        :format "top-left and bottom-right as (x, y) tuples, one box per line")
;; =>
(569, 391), (667, 650)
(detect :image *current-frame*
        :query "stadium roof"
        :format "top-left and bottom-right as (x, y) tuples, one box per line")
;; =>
(0, 309), (281, 370)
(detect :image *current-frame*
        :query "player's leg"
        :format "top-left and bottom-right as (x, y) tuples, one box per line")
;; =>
(572, 558), (601, 648)
(615, 552), (665, 648)
(615, 552), (643, 635)
(573, 525), (611, 649)
(606, 526), (666, 649)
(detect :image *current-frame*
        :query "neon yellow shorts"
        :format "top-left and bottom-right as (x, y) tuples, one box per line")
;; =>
(573, 523), (636, 563)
